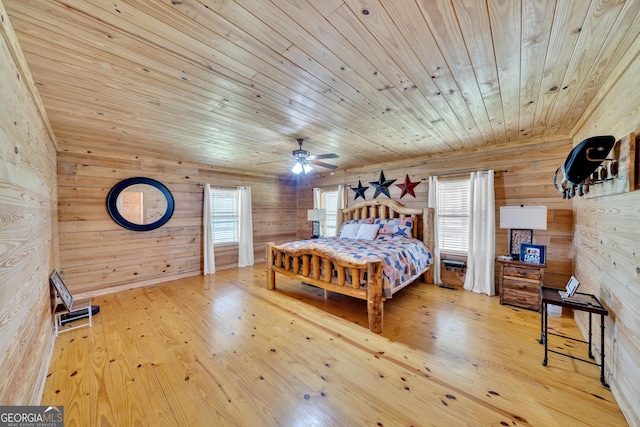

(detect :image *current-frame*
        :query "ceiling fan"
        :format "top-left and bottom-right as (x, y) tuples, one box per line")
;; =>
(291, 138), (339, 174)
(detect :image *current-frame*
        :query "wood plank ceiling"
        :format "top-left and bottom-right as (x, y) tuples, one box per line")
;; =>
(4, 0), (640, 176)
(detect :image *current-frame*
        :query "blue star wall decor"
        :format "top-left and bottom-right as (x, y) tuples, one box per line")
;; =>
(395, 174), (420, 198)
(369, 170), (397, 198)
(351, 180), (369, 200)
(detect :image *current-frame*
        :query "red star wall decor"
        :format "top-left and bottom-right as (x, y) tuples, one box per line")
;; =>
(395, 174), (420, 198)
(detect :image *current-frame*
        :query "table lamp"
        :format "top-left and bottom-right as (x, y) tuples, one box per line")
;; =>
(307, 209), (326, 238)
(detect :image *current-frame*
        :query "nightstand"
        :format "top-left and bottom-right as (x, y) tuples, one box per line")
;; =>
(497, 259), (546, 311)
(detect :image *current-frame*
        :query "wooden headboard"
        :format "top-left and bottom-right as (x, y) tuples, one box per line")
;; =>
(339, 198), (435, 252)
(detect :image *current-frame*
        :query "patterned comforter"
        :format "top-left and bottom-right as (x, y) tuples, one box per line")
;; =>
(274, 235), (432, 297)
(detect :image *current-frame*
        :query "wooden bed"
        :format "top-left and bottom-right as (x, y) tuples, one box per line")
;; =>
(266, 198), (435, 333)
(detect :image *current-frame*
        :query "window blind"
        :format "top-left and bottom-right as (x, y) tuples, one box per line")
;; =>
(209, 189), (238, 245)
(437, 179), (470, 254)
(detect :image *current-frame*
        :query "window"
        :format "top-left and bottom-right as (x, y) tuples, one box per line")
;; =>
(437, 179), (470, 254)
(322, 190), (339, 237)
(209, 189), (238, 245)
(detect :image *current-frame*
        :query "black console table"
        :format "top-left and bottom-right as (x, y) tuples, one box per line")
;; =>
(539, 287), (609, 388)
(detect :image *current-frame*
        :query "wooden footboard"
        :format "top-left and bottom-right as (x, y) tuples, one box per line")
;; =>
(266, 242), (385, 333)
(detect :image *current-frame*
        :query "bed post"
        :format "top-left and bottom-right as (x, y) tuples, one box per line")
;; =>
(266, 242), (276, 290)
(367, 261), (383, 333)
(423, 208), (435, 284)
(336, 208), (345, 233)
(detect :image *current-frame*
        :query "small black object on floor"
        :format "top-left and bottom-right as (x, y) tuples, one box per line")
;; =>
(60, 305), (100, 324)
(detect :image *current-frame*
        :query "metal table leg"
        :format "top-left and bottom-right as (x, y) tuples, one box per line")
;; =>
(600, 313), (609, 388)
(539, 301), (545, 344)
(542, 302), (548, 366)
(588, 312), (594, 359)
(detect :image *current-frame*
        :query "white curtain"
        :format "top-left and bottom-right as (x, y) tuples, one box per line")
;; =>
(427, 176), (441, 284)
(313, 187), (321, 209)
(464, 170), (495, 295)
(335, 185), (347, 233)
(237, 186), (254, 267)
(203, 184), (216, 275)
(336, 185), (346, 210)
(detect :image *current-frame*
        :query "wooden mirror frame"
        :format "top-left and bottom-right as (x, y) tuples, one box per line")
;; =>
(106, 177), (175, 231)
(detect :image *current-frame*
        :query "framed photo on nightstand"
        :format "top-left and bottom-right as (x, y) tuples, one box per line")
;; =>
(509, 229), (533, 257)
(520, 243), (546, 265)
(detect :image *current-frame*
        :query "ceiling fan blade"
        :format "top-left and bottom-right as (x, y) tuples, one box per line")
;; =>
(311, 153), (339, 160)
(310, 160), (338, 170)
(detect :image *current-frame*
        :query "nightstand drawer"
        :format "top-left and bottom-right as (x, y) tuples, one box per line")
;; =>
(503, 266), (542, 280)
(502, 291), (540, 311)
(503, 277), (540, 292)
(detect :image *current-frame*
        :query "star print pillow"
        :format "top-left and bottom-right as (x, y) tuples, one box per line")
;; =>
(374, 218), (414, 238)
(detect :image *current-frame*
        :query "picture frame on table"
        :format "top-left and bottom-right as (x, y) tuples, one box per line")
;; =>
(509, 229), (533, 257)
(49, 270), (74, 311)
(520, 243), (546, 265)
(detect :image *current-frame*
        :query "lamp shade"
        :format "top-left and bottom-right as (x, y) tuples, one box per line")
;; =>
(292, 162), (313, 174)
(291, 162), (303, 174)
(499, 206), (547, 230)
(307, 209), (326, 221)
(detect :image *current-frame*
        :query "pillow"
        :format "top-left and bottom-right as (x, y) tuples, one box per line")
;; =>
(339, 222), (361, 239)
(355, 223), (379, 240)
(374, 218), (414, 237)
(339, 219), (362, 235)
(341, 217), (374, 226)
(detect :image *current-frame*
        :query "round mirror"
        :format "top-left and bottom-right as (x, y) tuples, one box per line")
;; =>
(106, 177), (175, 231)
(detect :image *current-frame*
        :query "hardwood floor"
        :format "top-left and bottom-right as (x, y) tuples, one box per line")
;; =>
(43, 264), (628, 426)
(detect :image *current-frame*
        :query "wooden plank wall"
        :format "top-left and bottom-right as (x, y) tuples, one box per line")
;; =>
(572, 37), (640, 426)
(0, 2), (58, 404)
(299, 137), (575, 289)
(57, 153), (297, 297)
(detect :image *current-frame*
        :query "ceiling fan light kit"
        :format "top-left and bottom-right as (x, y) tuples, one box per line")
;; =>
(292, 161), (313, 174)
(290, 138), (338, 174)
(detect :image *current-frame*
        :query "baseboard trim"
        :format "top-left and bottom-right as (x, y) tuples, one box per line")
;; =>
(33, 327), (55, 405)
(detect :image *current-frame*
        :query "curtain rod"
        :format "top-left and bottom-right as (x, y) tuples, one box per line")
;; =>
(198, 183), (238, 189)
(420, 169), (508, 180)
